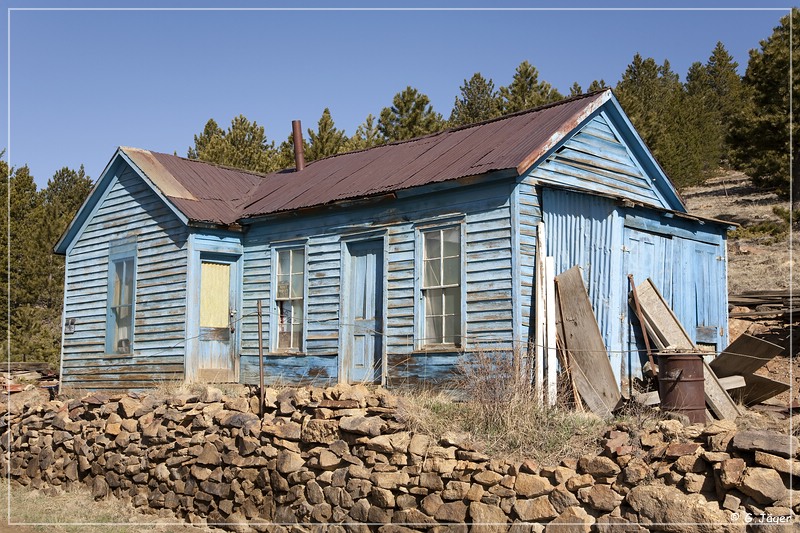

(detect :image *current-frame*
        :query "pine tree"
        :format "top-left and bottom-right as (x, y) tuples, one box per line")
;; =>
(449, 73), (500, 127)
(587, 79), (608, 92)
(616, 55), (716, 188)
(275, 132), (310, 170)
(306, 108), (347, 162)
(188, 115), (279, 173)
(498, 61), (563, 114)
(729, 10), (799, 208)
(7, 164), (92, 364)
(569, 82), (583, 97)
(187, 119), (223, 160)
(378, 86), (445, 142)
(345, 114), (383, 151)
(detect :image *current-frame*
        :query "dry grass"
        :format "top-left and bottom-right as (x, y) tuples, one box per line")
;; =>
(0, 479), (211, 533)
(397, 349), (606, 464)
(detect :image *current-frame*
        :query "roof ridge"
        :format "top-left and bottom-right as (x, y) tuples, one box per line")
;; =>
(304, 89), (611, 164)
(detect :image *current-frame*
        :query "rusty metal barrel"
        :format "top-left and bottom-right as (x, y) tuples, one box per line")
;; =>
(658, 352), (705, 423)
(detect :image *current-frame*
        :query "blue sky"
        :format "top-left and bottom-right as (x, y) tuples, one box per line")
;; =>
(3, 2), (791, 187)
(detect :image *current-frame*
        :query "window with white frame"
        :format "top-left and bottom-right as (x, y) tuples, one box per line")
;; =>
(275, 247), (305, 351)
(106, 240), (136, 354)
(421, 226), (461, 346)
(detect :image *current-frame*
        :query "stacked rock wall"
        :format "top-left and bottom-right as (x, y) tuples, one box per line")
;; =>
(1, 384), (797, 532)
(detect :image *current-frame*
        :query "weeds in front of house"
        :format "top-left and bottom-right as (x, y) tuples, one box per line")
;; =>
(397, 348), (606, 464)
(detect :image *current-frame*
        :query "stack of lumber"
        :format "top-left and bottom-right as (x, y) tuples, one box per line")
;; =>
(1, 362), (58, 393)
(729, 289), (800, 319)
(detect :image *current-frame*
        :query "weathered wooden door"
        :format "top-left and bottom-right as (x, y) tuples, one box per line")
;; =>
(342, 240), (383, 383)
(622, 227), (673, 380)
(197, 258), (237, 382)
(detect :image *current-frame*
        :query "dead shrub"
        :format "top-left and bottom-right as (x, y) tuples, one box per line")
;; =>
(397, 347), (605, 463)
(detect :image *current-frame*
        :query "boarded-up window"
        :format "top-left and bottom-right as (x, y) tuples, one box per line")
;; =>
(276, 248), (304, 351)
(200, 262), (230, 329)
(422, 227), (461, 346)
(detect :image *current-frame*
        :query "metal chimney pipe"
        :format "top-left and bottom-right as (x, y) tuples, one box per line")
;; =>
(292, 120), (305, 172)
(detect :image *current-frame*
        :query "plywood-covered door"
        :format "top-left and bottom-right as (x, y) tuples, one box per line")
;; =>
(342, 240), (384, 383)
(197, 258), (237, 382)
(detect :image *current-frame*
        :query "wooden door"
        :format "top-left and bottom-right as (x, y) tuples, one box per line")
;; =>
(197, 259), (237, 382)
(343, 240), (383, 383)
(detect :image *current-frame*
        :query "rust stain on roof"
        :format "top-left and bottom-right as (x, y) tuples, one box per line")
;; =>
(122, 91), (611, 225)
(121, 147), (197, 201)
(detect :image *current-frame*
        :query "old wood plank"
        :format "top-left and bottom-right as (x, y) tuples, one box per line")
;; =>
(534, 222), (546, 406)
(703, 361), (742, 420)
(731, 374), (790, 406)
(635, 278), (741, 420)
(710, 334), (784, 378)
(545, 256), (557, 406)
(554, 266), (620, 418)
(635, 279), (693, 350)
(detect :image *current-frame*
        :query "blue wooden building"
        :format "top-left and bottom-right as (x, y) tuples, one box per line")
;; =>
(55, 90), (730, 391)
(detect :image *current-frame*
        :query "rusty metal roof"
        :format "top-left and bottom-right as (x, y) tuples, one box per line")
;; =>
(124, 90), (612, 225)
(122, 147), (264, 225)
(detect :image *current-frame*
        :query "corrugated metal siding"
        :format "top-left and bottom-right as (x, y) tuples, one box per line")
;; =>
(542, 188), (625, 382)
(61, 164), (188, 390)
(239, 178), (516, 387)
(530, 114), (667, 209)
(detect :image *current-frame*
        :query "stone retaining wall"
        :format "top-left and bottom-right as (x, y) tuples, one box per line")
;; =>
(1, 384), (797, 532)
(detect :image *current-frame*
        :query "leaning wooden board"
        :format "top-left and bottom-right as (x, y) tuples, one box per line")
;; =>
(555, 267), (621, 418)
(635, 279), (741, 420)
(710, 333), (783, 378)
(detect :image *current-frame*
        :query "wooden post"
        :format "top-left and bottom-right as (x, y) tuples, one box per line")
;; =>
(257, 299), (264, 418)
(534, 223), (547, 406)
(545, 256), (557, 406)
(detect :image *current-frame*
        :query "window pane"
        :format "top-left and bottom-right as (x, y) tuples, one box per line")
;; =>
(425, 288), (443, 317)
(290, 273), (303, 298)
(425, 316), (442, 344)
(278, 250), (290, 277)
(122, 259), (134, 305)
(424, 231), (440, 260)
(292, 300), (304, 349)
(277, 300), (291, 349)
(423, 259), (441, 287)
(442, 257), (460, 286)
(443, 314), (457, 345)
(291, 249), (304, 276)
(444, 287), (460, 316)
(114, 262), (125, 307)
(276, 274), (290, 299)
(442, 227), (460, 257)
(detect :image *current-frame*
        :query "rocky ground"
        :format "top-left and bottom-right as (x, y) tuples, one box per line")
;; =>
(2, 384), (798, 532)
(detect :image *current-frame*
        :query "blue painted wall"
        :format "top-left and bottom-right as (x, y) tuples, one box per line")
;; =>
(60, 161), (189, 390)
(239, 177), (517, 387)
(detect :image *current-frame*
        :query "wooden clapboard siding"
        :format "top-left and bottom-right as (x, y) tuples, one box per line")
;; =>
(529, 114), (667, 210)
(516, 176), (542, 344)
(61, 162), (189, 389)
(240, 178), (516, 387)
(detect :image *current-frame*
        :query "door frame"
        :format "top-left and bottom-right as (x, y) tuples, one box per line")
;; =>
(185, 233), (243, 383)
(338, 232), (388, 385)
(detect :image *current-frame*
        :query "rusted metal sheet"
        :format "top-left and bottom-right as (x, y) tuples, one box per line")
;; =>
(116, 92), (609, 226)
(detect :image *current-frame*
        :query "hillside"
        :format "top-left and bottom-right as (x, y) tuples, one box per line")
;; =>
(683, 171), (797, 407)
